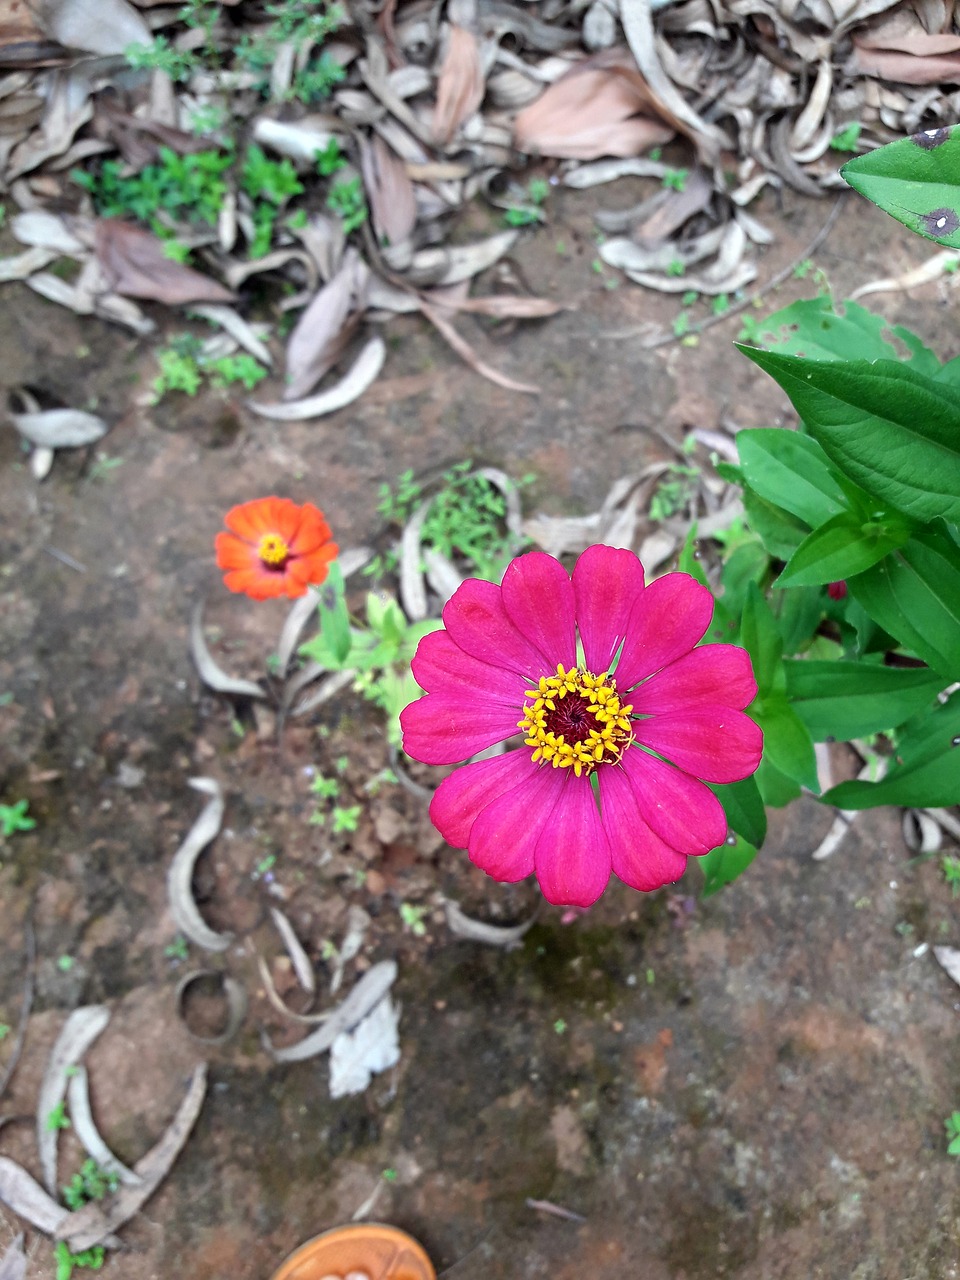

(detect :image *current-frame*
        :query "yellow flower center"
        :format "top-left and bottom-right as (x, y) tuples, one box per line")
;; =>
(258, 532), (290, 567)
(518, 663), (634, 779)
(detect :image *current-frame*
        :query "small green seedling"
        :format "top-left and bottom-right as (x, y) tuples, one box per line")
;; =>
(0, 1023), (10, 1040)
(662, 167), (688, 192)
(553, 1018), (567, 1035)
(830, 122), (862, 152)
(945, 1112), (960, 1156)
(55, 1241), (106, 1280)
(62, 1159), (120, 1210)
(45, 1101), (71, 1132)
(0, 799), (35, 836)
(399, 903), (428, 936)
(331, 805), (361, 833)
(164, 935), (190, 961)
(504, 177), (550, 227)
(326, 176), (367, 233)
(942, 856), (960, 897)
(57, 955), (75, 973)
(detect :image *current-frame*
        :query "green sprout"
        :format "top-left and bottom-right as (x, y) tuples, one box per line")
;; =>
(45, 1101), (71, 1132)
(399, 902), (428, 936)
(945, 1112), (960, 1156)
(662, 167), (688, 192)
(0, 799), (35, 836)
(326, 176), (367, 233)
(331, 805), (362, 833)
(942, 856), (960, 897)
(164, 935), (190, 961)
(553, 1018), (567, 1035)
(830, 122), (862, 152)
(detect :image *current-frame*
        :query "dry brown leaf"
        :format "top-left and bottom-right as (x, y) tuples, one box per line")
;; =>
(37, 1005), (111, 1193)
(284, 248), (367, 401)
(95, 220), (235, 305)
(250, 335), (386, 421)
(167, 777), (232, 953)
(432, 24), (484, 144)
(419, 300), (539, 394)
(848, 43), (960, 81)
(422, 289), (564, 319)
(265, 960), (398, 1063)
(514, 51), (675, 160)
(61, 1064), (208, 1252)
(29, 0), (150, 54)
(0, 1159), (66, 1235)
(359, 133), (416, 248)
(189, 602), (266, 699)
(67, 1067), (140, 1187)
(0, 1235), (26, 1280)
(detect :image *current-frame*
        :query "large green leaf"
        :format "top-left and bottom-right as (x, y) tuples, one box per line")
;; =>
(783, 658), (943, 741)
(736, 428), (846, 528)
(700, 832), (758, 897)
(738, 348), (960, 524)
(740, 583), (783, 696)
(748, 293), (940, 372)
(710, 775), (767, 848)
(753, 693), (819, 792)
(823, 692), (960, 809)
(777, 510), (913, 587)
(850, 523), (960, 680)
(841, 126), (960, 249)
(741, 484), (809, 560)
(754, 755), (801, 807)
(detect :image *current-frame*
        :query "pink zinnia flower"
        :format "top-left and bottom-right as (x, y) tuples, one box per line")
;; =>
(400, 547), (763, 907)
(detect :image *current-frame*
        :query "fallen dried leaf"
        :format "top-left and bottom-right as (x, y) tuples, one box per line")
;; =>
(329, 995), (400, 1098)
(95, 219), (234, 304)
(444, 900), (538, 948)
(0, 1160), (66, 1234)
(189, 602), (266, 700)
(0, 1235), (26, 1280)
(37, 1005), (111, 1193)
(933, 945), (960, 987)
(66, 1066), (141, 1187)
(265, 959), (398, 1062)
(9, 407), (107, 448)
(30, 0), (150, 53)
(61, 1063), (207, 1252)
(432, 25), (484, 144)
(249, 334), (386, 420)
(284, 248), (367, 400)
(167, 777), (232, 953)
(175, 970), (248, 1045)
(850, 248), (960, 298)
(270, 907), (315, 995)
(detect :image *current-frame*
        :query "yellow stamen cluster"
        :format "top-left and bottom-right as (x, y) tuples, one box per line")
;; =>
(258, 532), (290, 566)
(518, 663), (633, 778)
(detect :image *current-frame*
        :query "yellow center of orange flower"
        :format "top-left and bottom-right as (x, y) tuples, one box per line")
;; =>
(518, 663), (634, 778)
(258, 533), (290, 567)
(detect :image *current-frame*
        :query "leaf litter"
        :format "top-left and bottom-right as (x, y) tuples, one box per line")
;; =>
(1, 0), (954, 409)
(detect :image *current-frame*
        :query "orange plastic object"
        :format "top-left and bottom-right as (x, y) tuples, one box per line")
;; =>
(270, 1223), (436, 1280)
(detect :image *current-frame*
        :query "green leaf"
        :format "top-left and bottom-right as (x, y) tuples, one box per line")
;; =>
(823, 691), (960, 810)
(777, 510), (913, 587)
(949, 1136), (960, 1156)
(710, 775), (767, 848)
(841, 126), (960, 248)
(316, 561), (351, 665)
(741, 484), (809, 560)
(754, 693), (819, 792)
(850, 523), (960, 680)
(700, 832), (758, 897)
(783, 659), (943, 741)
(754, 755), (801, 807)
(737, 348), (960, 524)
(747, 294), (939, 372)
(772, 584), (824, 656)
(740, 583), (783, 696)
(736, 428), (847, 528)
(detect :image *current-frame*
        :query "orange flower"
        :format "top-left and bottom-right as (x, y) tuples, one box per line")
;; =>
(215, 497), (338, 600)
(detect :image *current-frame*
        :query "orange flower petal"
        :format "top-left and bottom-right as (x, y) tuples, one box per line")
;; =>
(215, 531), (258, 572)
(224, 497), (284, 543)
(287, 504), (333, 555)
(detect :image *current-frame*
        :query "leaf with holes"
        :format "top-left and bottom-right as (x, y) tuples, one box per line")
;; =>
(841, 125), (960, 248)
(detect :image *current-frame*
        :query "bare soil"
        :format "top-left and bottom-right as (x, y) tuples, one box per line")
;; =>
(1, 189), (959, 1280)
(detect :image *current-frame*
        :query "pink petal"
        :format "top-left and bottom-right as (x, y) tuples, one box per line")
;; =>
(411, 630), (527, 707)
(430, 750), (537, 847)
(400, 693), (522, 765)
(630, 644), (757, 715)
(443, 578), (551, 680)
(500, 552), (576, 671)
(534, 774), (612, 907)
(631, 708), (764, 784)
(615, 573), (714, 691)
(468, 763), (566, 882)
(572, 545), (646, 675)
(598, 766), (688, 891)
(620, 747), (728, 853)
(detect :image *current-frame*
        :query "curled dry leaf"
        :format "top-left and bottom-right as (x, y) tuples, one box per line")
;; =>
(61, 1064), (208, 1253)
(284, 248), (368, 401)
(330, 904), (371, 994)
(432, 24), (484, 145)
(30, 0), (150, 54)
(329, 995), (400, 1099)
(850, 248), (960, 299)
(0, 1159), (66, 1235)
(405, 229), (518, 289)
(419, 301), (540, 394)
(423, 547), (463, 604)
(175, 970), (248, 1046)
(286, 667), (356, 720)
(0, 1235), (26, 1280)
(66, 1067), (141, 1187)
(902, 809), (941, 855)
(444, 899), (538, 948)
(252, 116), (340, 165)
(37, 1005), (111, 1193)
(265, 959), (398, 1063)
(359, 134), (417, 249)
(189, 304), (273, 367)
(190, 602), (265, 699)
(0, 246), (57, 281)
(12, 209), (87, 255)
(933, 946), (960, 988)
(95, 220), (235, 305)
(249, 334), (386, 421)
(399, 498), (432, 622)
(167, 777), (232, 953)
(514, 51), (675, 160)
(9, 408), (107, 448)
(270, 907), (316, 995)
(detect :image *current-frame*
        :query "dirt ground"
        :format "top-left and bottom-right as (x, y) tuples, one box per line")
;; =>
(1, 187), (959, 1280)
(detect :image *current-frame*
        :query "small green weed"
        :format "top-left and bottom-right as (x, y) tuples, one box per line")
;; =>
(0, 799), (35, 837)
(124, 35), (198, 82)
(945, 1112), (960, 1156)
(45, 1101), (71, 1132)
(504, 177), (549, 227)
(62, 1159), (120, 1210)
(662, 167), (688, 192)
(0, 1023), (10, 1040)
(55, 1241), (105, 1280)
(164, 935), (190, 961)
(57, 955), (75, 973)
(152, 334), (267, 401)
(830, 122), (862, 152)
(399, 902), (428, 936)
(942, 855), (960, 897)
(74, 146), (233, 229)
(326, 176), (367, 233)
(331, 805), (361, 833)
(650, 465), (698, 521)
(315, 138), (347, 176)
